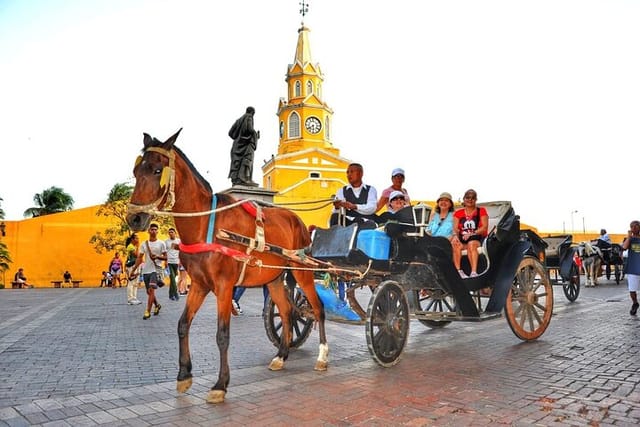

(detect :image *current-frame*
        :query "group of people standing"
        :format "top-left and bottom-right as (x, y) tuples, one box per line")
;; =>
(121, 225), (189, 319)
(330, 163), (488, 278)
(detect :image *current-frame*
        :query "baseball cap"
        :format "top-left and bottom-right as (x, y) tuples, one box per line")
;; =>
(389, 190), (405, 201)
(391, 168), (405, 177)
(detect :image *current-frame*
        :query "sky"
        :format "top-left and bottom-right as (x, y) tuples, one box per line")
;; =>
(1, 0), (639, 234)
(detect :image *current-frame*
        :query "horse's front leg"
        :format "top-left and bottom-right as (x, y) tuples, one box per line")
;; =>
(207, 286), (233, 404)
(176, 285), (208, 393)
(292, 270), (329, 371)
(266, 278), (292, 371)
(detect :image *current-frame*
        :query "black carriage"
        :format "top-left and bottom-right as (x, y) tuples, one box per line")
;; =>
(264, 201), (553, 367)
(592, 239), (625, 284)
(539, 234), (581, 301)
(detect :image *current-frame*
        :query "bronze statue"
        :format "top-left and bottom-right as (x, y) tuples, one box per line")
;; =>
(228, 106), (260, 186)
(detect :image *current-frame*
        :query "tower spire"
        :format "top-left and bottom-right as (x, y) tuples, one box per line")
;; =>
(299, 0), (309, 25)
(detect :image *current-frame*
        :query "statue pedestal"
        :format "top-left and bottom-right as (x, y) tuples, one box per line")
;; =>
(221, 185), (277, 204)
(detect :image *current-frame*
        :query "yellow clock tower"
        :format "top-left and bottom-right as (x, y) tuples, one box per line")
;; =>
(261, 16), (350, 227)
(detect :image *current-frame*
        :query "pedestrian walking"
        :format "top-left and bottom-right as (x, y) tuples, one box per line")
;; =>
(130, 223), (167, 320)
(125, 233), (142, 305)
(165, 227), (181, 301)
(622, 220), (640, 315)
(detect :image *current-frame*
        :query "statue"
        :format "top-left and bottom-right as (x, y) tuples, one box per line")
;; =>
(228, 106), (260, 186)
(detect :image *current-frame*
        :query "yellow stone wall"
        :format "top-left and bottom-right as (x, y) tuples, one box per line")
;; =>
(1, 206), (137, 288)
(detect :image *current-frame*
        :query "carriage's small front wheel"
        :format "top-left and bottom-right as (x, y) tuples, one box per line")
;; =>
(415, 288), (455, 328)
(366, 280), (410, 367)
(562, 262), (580, 302)
(263, 285), (314, 349)
(505, 256), (553, 341)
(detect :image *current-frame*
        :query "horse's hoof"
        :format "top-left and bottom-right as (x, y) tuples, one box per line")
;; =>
(176, 378), (193, 393)
(206, 389), (226, 404)
(314, 360), (328, 371)
(268, 357), (284, 371)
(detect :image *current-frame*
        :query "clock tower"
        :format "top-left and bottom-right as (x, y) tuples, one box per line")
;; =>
(262, 7), (350, 227)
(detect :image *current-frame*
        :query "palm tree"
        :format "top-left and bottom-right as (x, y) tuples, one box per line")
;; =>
(24, 186), (74, 218)
(0, 196), (5, 219)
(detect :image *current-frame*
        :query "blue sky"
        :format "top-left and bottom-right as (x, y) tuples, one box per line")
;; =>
(1, 0), (639, 233)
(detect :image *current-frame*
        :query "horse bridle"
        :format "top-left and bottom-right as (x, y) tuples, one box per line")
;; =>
(127, 146), (176, 215)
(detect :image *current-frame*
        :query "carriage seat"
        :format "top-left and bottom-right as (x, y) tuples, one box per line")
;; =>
(543, 235), (572, 259)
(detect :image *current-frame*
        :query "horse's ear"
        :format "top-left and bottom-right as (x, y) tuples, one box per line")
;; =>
(143, 133), (153, 148)
(164, 128), (183, 149)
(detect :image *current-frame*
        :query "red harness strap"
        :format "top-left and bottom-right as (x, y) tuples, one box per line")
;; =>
(241, 201), (265, 220)
(179, 242), (251, 261)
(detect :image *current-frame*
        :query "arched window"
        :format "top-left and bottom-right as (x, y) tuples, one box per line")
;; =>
(289, 112), (300, 138)
(325, 117), (331, 140)
(306, 80), (313, 95)
(295, 81), (301, 97)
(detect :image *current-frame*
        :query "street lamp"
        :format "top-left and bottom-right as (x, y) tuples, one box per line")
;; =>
(570, 210), (578, 234)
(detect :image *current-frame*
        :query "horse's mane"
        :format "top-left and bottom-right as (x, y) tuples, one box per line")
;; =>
(173, 145), (213, 195)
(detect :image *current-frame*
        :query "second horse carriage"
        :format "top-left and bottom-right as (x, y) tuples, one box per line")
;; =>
(264, 200), (554, 367)
(538, 234), (581, 301)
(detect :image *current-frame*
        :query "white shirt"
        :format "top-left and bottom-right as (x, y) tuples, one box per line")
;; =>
(141, 240), (167, 274)
(165, 237), (181, 264)
(334, 183), (378, 215)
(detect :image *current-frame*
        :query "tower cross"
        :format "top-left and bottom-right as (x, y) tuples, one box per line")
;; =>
(299, 1), (309, 22)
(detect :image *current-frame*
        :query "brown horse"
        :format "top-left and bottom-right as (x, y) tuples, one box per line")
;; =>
(126, 129), (328, 403)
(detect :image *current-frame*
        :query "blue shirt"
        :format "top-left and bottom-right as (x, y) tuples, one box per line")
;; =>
(427, 211), (454, 238)
(626, 237), (640, 275)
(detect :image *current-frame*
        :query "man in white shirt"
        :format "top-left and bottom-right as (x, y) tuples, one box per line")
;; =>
(165, 228), (181, 301)
(131, 223), (167, 320)
(330, 163), (379, 228)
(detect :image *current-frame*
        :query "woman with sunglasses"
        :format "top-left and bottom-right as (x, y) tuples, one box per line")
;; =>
(452, 189), (489, 278)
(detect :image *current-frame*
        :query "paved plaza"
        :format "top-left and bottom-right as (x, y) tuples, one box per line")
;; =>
(0, 277), (639, 426)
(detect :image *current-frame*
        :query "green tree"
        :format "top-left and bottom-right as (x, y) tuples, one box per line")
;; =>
(24, 186), (74, 218)
(89, 182), (173, 254)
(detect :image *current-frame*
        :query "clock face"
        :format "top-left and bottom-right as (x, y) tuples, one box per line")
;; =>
(305, 116), (322, 134)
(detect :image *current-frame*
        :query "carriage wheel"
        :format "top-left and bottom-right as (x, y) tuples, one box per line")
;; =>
(366, 281), (410, 367)
(263, 285), (314, 349)
(562, 263), (580, 302)
(505, 256), (553, 341)
(614, 264), (622, 284)
(415, 289), (455, 328)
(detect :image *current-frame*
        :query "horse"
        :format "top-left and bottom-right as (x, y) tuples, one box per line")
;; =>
(577, 241), (603, 287)
(126, 129), (328, 404)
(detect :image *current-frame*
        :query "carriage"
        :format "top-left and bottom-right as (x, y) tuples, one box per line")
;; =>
(538, 234), (581, 301)
(264, 201), (554, 367)
(592, 239), (625, 284)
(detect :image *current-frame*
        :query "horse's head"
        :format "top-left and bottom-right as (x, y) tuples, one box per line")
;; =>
(126, 128), (182, 231)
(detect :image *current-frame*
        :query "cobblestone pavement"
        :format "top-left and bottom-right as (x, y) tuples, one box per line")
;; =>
(0, 277), (638, 426)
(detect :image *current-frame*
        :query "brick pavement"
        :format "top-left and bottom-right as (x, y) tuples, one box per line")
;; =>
(0, 278), (638, 426)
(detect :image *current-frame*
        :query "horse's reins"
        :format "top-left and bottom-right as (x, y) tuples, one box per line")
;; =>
(127, 145), (369, 281)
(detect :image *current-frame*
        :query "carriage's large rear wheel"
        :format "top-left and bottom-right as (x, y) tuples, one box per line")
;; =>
(366, 281), (410, 367)
(505, 256), (553, 341)
(562, 262), (580, 302)
(264, 285), (314, 349)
